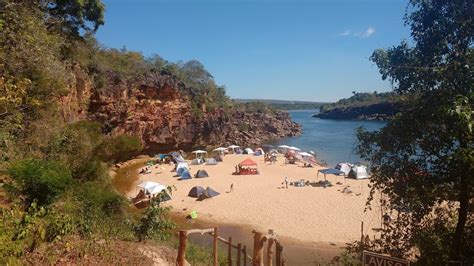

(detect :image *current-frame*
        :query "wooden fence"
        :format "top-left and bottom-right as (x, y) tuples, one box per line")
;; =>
(176, 227), (286, 266)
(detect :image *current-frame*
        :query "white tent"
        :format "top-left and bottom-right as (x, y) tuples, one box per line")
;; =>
(192, 150), (207, 159)
(227, 145), (240, 153)
(137, 181), (167, 195)
(244, 148), (254, 154)
(336, 162), (353, 175)
(349, 165), (369, 180)
(213, 147), (228, 155)
(148, 184), (168, 195)
(176, 162), (189, 175)
(137, 181), (159, 190)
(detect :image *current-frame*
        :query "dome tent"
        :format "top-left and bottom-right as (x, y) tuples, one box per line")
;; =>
(206, 158), (218, 165)
(179, 170), (192, 180)
(176, 162), (189, 176)
(197, 187), (220, 201)
(188, 186), (205, 198)
(349, 165), (369, 180)
(195, 170), (209, 178)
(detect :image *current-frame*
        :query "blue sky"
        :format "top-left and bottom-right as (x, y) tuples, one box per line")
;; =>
(96, 0), (412, 102)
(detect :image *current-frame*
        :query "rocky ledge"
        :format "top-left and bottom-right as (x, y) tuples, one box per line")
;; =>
(63, 68), (300, 152)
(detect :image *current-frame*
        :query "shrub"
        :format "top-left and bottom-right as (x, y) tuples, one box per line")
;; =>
(134, 194), (175, 241)
(96, 135), (143, 163)
(7, 159), (72, 206)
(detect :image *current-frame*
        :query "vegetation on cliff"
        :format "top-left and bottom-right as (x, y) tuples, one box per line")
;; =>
(350, 0), (473, 264)
(315, 92), (404, 120)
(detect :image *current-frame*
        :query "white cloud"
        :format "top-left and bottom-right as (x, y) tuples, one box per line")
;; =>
(361, 27), (376, 38)
(339, 30), (352, 36)
(339, 27), (375, 38)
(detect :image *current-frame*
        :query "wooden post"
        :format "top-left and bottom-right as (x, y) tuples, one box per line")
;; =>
(360, 221), (364, 261)
(228, 237), (233, 266)
(237, 243), (242, 266)
(253, 231), (264, 266)
(243, 245), (247, 266)
(267, 234), (274, 266)
(177, 230), (187, 266)
(213, 227), (219, 266)
(275, 242), (282, 266)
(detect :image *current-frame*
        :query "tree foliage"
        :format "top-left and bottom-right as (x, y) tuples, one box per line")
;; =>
(356, 0), (473, 264)
(7, 159), (72, 206)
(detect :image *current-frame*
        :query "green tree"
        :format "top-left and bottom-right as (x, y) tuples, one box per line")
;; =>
(7, 159), (72, 206)
(356, 0), (473, 264)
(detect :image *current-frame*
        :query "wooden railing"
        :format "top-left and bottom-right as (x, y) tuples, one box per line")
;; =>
(176, 227), (285, 266)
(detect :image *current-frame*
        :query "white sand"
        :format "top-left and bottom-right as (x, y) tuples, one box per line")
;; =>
(130, 154), (380, 244)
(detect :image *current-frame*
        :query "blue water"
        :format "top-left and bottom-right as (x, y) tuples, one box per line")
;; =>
(270, 110), (386, 167)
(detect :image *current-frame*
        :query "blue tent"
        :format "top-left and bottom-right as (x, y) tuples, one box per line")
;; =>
(179, 170), (192, 180)
(317, 168), (346, 181)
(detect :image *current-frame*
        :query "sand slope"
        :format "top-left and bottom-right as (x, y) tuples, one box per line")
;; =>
(131, 154), (379, 243)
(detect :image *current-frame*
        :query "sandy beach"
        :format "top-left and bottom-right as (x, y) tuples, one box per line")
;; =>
(128, 154), (380, 244)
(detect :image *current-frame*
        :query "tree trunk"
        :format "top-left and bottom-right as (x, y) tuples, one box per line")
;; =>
(451, 173), (470, 261)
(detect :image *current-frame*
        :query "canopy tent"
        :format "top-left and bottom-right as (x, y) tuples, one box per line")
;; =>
(197, 187), (220, 201)
(195, 169), (209, 178)
(317, 168), (346, 181)
(335, 162), (353, 176)
(179, 170), (192, 180)
(188, 186), (205, 198)
(239, 158), (257, 166)
(192, 150), (207, 159)
(137, 181), (160, 192)
(243, 148), (254, 154)
(236, 158), (258, 175)
(349, 165), (369, 180)
(206, 158), (218, 165)
(227, 145), (240, 153)
(213, 147), (228, 155)
(148, 184), (168, 195)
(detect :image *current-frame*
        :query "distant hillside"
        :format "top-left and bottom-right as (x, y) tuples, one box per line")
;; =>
(314, 92), (403, 121)
(234, 99), (329, 110)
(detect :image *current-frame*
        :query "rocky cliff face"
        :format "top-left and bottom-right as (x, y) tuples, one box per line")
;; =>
(63, 69), (300, 151)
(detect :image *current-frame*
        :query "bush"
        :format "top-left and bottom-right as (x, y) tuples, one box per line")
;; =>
(96, 135), (143, 163)
(7, 159), (72, 206)
(134, 195), (175, 241)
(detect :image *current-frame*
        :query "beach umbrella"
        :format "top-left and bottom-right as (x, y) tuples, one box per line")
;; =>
(289, 146), (301, 151)
(228, 145), (239, 149)
(278, 145), (291, 149)
(298, 152), (313, 157)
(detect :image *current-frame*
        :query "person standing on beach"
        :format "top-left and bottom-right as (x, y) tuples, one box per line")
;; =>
(284, 177), (289, 189)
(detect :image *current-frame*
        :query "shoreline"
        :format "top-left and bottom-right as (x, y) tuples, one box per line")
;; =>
(114, 153), (379, 253)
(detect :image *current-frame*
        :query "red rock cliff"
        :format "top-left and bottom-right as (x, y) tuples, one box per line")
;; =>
(64, 70), (301, 151)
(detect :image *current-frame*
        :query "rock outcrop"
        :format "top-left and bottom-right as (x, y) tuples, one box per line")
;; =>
(64, 69), (300, 152)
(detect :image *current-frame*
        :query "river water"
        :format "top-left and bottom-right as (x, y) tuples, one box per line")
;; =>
(269, 110), (386, 166)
